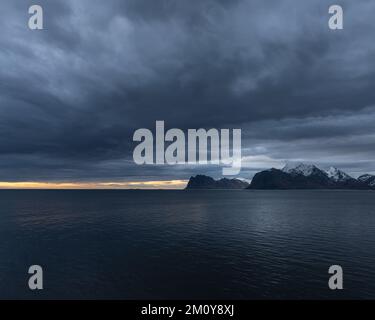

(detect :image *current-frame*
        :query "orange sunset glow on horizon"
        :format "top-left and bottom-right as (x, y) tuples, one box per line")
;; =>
(0, 180), (188, 190)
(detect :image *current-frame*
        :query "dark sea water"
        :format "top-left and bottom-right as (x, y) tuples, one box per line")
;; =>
(1, 189), (375, 299)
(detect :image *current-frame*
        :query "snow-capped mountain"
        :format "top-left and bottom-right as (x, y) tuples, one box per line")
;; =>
(358, 174), (373, 181)
(283, 163), (355, 182)
(282, 163), (319, 176)
(358, 174), (375, 187)
(326, 167), (353, 182)
(249, 162), (374, 190)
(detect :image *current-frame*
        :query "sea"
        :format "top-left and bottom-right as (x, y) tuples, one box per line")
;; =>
(1, 189), (375, 299)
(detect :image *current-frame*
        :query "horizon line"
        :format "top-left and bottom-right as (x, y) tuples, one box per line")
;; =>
(0, 180), (188, 190)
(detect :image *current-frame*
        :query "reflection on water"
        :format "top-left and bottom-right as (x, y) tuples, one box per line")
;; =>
(1, 189), (375, 299)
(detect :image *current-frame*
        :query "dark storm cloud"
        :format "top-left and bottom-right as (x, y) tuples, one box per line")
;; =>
(1, 0), (375, 182)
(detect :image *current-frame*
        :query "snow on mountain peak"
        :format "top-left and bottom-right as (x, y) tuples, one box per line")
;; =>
(282, 163), (361, 183)
(282, 162), (317, 176)
(358, 174), (374, 181)
(358, 174), (375, 186)
(326, 167), (352, 182)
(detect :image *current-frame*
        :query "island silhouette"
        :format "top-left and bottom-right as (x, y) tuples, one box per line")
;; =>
(186, 163), (375, 190)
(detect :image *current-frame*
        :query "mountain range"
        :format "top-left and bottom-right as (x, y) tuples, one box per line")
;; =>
(186, 163), (375, 190)
(249, 163), (374, 189)
(185, 175), (249, 189)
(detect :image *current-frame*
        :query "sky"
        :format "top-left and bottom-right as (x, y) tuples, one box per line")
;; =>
(1, 0), (375, 188)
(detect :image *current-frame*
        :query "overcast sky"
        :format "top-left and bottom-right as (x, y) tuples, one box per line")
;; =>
(1, 0), (375, 187)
